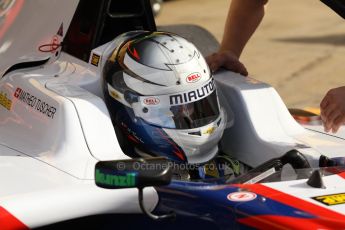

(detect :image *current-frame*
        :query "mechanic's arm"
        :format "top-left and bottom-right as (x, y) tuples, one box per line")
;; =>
(206, 0), (268, 76)
(320, 86), (345, 133)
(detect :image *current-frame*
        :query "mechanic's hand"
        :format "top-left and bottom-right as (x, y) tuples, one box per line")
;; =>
(320, 86), (345, 133)
(206, 50), (248, 76)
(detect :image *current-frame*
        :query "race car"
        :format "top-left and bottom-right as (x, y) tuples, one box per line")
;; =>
(1, 0), (345, 229)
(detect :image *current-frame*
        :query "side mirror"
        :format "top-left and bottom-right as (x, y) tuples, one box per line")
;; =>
(95, 157), (172, 189)
(95, 157), (175, 220)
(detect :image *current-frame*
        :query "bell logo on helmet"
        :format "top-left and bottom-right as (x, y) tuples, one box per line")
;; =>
(186, 72), (201, 83)
(143, 97), (160, 105)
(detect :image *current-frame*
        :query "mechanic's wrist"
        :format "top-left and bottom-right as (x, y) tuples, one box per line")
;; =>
(218, 48), (241, 59)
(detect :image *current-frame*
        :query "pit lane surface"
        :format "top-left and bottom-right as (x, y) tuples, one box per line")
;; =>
(156, 0), (345, 108)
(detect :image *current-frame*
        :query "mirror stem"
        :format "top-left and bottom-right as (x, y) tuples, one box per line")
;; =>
(138, 188), (175, 220)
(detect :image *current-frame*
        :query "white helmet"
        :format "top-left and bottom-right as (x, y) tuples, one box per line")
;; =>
(103, 31), (227, 164)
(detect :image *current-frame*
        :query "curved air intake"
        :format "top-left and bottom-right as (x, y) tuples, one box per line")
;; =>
(280, 149), (311, 169)
(2, 58), (50, 78)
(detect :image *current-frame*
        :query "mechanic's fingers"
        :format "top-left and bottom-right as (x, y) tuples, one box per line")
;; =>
(323, 117), (334, 132)
(234, 62), (248, 76)
(328, 110), (341, 124)
(332, 126), (340, 133)
(208, 62), (220, 73)
(331, 122), (341, 133)
(320, 110), (328, 123)
(324, 111), (340, 132)
(321, 103), (337, 121)
(322, 112), (333, 132)
(224, 60), (248, 76)
(240, 65), (248, 76)
(206, 52), (248, 76)
(206, 54), (222, 72)
(320, 96), (329, 109)
(323, 120), (332, 132)
(331, 116), (344, 133)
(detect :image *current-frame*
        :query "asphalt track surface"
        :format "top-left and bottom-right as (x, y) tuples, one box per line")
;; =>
(156, 0), (345, 109)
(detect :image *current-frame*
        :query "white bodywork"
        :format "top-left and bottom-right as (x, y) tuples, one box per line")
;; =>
(0, 0), (79, 76)
(217, 71), (345, 168)
(1, 0), (345, 228)
(0, 1), (158, 228)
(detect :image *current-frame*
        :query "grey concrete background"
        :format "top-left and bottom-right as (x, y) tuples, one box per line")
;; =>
(156, 0), (345, 108)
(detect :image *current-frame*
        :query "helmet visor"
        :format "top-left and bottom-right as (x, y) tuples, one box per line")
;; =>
(132, 78), (221, 129)
(169, 91), (219, 129)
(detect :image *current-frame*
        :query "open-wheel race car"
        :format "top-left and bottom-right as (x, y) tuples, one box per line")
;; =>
(2, 0), (345, 229)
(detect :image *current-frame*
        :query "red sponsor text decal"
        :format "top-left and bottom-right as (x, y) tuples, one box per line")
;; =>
(186, 72), (201, 83)
(143, 97), (160, 105)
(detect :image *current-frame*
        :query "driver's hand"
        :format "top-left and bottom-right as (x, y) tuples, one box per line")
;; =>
(206, 50), (248, 76)
(320, 86), (345, 133)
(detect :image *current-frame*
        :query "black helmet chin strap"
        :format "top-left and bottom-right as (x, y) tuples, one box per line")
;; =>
(321, 0), (345, 19)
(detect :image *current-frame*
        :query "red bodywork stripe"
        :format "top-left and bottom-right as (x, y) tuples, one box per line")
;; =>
(337, 172), (345, 179)
(0, 0), (25, 40)
(235, 184), (345, 222)
(0, 206), (28, 230)
(238, 214), (345, 230)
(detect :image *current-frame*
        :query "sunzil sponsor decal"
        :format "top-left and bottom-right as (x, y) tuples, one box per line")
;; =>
(0, 91), (12, 110)
(95, 169), (136, 188)
(170, 78), (215, 105)
(14, 87), (57, 119)
(186, 72), (201, 83)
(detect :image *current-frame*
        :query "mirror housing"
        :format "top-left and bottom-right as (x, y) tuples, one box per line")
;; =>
(95, 157), (172, 189)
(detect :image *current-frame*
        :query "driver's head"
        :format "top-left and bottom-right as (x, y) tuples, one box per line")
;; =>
(103, 31), (227, 164)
